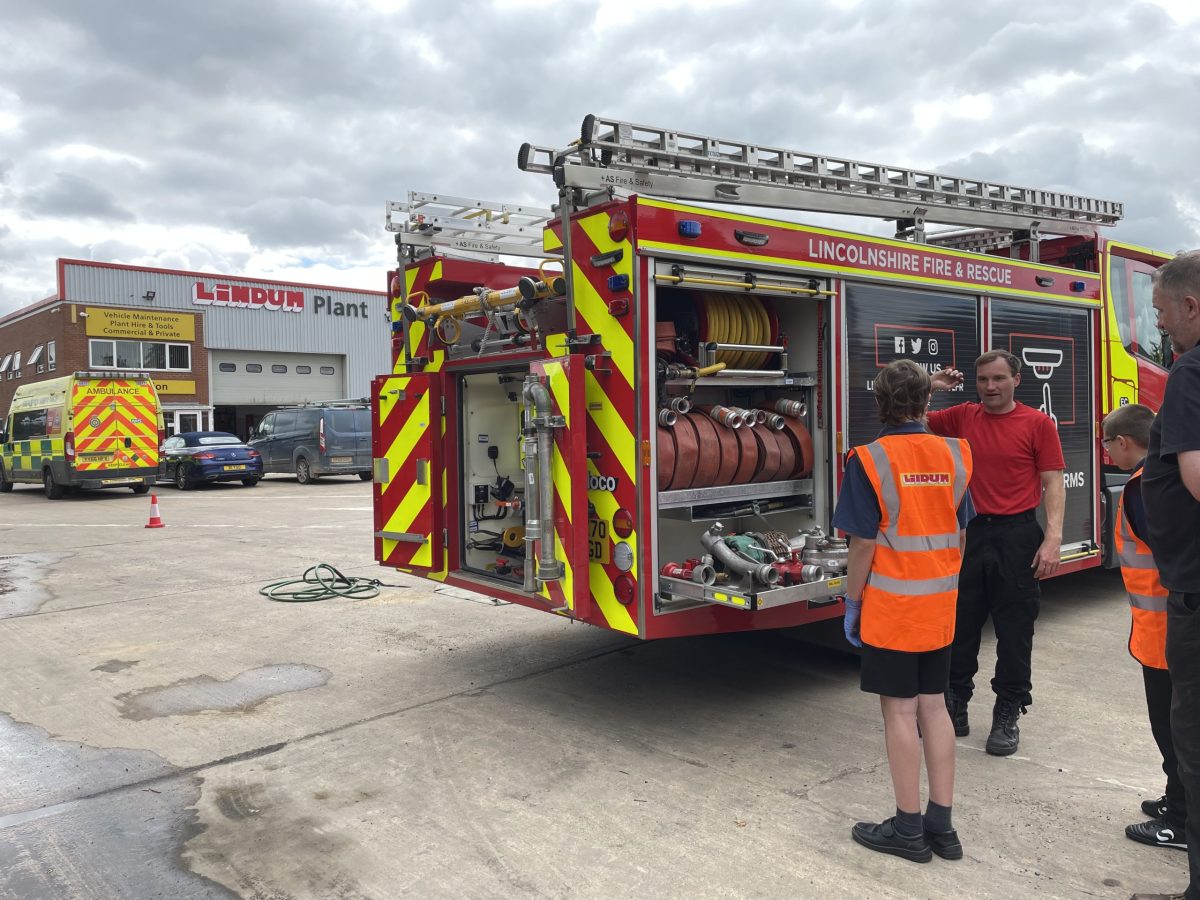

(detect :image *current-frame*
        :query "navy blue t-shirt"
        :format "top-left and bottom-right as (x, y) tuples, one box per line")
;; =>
(833, 421), (976, 540)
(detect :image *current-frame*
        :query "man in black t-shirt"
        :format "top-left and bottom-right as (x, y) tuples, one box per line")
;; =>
(1139, 249), (1200, 900)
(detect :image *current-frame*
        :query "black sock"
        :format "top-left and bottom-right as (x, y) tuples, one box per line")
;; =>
(924, 800), (953, 833)
(894, 808), (923, 838)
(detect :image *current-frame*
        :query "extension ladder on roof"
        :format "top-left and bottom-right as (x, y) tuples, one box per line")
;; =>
(386, 192), (556, 262)
(518, 114), (1123, 246)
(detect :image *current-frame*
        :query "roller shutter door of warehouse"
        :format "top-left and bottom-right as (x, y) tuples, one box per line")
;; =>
(211, 351), (346, 405)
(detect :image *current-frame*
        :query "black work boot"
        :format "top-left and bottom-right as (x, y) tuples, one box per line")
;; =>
(985, 699), (1023, 756)
(945, 693), (969, 737)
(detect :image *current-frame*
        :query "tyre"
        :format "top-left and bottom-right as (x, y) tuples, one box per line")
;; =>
(43, 468), (64, 500)
(358, 471), (372, 482)
(0, 464), (12, 493)
(174, 466), (192, 491)
(131, 484), (150, 495)
(241, 477), (261, 487)
(295, 457), (316, 485)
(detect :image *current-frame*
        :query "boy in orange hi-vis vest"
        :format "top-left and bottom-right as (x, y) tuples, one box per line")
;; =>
(834, 359), (974, 864)
(1104, 403), (1186, 852)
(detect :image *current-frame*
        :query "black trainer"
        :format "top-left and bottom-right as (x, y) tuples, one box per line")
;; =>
(924, 827), (964, 860)
(1140, 795), (1168, 820)
(945, 693), (969, 737)
(985, 699), (1023, 756)
(851, 817), (932, 863)
(1125, 818), (1187, 851)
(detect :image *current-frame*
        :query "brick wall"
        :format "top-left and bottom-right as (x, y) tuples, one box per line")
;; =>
(0, 303), (207, 413)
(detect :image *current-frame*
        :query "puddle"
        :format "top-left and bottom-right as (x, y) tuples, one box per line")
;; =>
(92, 659), (140, 673)
(0, 553), (69, 618)
(116, 664), (331, 720)
(0, 713), (234, 898)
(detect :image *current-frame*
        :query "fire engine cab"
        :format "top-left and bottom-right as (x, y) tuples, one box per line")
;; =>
(372, 114), (1172, 639)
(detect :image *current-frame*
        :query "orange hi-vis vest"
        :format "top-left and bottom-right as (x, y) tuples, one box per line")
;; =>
(854, 433), (973, 653)
(1115, 467), (1168, 669)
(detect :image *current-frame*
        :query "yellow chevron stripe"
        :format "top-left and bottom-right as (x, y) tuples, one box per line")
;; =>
(584, 370), (635, 483)
(382, 384), (432, 538)
(573, 242), (634, 387)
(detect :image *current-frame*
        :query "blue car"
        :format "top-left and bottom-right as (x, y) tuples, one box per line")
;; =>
(160, 431), (264, 490)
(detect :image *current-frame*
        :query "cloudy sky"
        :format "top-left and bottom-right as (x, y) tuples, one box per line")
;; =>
(1, 0), (1198, 314)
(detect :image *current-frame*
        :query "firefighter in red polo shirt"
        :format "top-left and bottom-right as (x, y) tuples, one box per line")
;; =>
(927, 350), (1065, 756)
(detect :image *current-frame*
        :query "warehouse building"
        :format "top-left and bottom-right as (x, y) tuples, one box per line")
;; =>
(0, 259), (389, 439)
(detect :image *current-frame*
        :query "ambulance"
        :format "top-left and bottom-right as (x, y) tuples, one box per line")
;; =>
(0, 371), (163, 499)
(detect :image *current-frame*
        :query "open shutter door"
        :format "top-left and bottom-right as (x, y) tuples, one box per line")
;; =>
(529, 358), (591, 618)
(373, 373), (445, 576)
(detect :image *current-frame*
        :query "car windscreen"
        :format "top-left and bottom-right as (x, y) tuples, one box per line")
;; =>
(194, 435), (242, 446)
(327, 408), (369, 433)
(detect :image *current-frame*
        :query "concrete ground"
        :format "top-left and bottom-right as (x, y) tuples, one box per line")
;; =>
(0, 475), (1188, 899)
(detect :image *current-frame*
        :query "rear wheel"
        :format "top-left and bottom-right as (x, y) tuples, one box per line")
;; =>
(0, 464), (12, 493)
(131, 484), (150, 495)
(175, 466), (192, 491)
(295, 457), (316, 485)
(358, 471), (372, 482)
(43, 468), (64, 500)
(241, 477), (260, 487)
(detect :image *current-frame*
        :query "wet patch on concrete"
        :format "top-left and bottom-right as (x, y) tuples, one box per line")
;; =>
(0, 553), (69, 619)
(0, 713), (234, 898)
(92, 658), (140, 673)
(115, 664), (331, 720)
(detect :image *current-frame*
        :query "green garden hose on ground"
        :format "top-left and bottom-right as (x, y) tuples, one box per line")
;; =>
(259, 563), (403, 602)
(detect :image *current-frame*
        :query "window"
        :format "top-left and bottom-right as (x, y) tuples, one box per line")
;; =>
(271, 364), (287, 374)
(87, 339), (191, 371)
(218, 362), (236, 373)
(27, 345), (44, 368)
(329, 409), (369, 433)
(12, 409), (48, 440)
(195, 434), (241, 446)
(0, 354), (10, 374)
(274, 411), (297, 432)
(256, 414), (275, 437)
(47, 340), (56, 372)
(245, 363), (263, 373)
(1110, 255), (1171, 368)
(296, 365), (311, 374)
(320, 366), (335, 375)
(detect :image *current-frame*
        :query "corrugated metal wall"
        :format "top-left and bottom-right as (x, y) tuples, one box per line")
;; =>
(62, 264), (389, 399)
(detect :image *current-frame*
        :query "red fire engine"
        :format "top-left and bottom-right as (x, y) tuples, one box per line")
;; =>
(372, 114), (1173, 639)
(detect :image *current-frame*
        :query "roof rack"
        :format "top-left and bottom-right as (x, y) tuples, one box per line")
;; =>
(386, 192), (556, 263)
(519, 114), (1123, 249)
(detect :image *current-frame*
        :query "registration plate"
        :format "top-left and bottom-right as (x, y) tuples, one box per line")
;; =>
(588, 519), (611, 565)
(331, 456), (352, 465)
(100, 478), (137, 485)
(223, 464), (248, 471)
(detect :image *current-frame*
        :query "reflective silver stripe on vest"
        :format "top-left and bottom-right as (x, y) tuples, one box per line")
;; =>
(1115, 494), (1156, 571)
(867, 571), (961, 596)
(1129, 592), (1168, 613)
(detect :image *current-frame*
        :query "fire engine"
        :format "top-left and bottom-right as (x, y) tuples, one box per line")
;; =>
(371, 114), (1173, 639)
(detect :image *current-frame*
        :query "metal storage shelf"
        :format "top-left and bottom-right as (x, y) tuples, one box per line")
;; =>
(658, 478), (812, 510)
(664, 373), (817, 390)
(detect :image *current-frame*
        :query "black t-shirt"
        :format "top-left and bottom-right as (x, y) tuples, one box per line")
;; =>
(1143, 340), (1200, 592)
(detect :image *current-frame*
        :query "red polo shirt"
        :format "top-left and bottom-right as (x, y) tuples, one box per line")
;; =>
(926, 401), (1063, 515)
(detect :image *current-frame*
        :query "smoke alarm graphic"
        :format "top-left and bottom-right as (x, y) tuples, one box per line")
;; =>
(1021, 347), (1064, 380)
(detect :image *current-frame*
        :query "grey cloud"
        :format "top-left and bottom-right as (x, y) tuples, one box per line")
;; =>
(17, 173), (136, 222)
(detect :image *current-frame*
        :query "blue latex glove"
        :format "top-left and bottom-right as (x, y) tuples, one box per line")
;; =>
(843, 597), (863, 648)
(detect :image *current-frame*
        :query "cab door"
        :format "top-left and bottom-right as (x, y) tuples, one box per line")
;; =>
(373, 373), (444, 575)
(528, 358), (591, 618)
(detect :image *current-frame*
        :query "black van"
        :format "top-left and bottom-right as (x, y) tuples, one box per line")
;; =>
(249, 404), (371, 483)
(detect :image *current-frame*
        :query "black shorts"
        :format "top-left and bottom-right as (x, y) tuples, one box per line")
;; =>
(860, 643), (952, 698)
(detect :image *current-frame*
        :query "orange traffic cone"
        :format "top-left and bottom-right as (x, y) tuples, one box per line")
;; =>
(145, 493), (166, 529)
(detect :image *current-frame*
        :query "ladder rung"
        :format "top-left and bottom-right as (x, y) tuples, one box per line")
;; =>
(387, 193), (556, 261)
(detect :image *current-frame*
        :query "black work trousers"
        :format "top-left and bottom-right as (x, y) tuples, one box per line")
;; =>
(948, 512), (1043, 708)
(1143, 663), (1187, 827)
(1166, 591), (1200, 900)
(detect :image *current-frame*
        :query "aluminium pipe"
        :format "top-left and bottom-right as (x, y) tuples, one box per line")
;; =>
(524, 377), (564, 584)
(699, 523), (779, 586)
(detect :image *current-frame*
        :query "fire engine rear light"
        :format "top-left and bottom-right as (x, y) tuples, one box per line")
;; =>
(608, 211), (630, 243)
(607, 274), (629, 292)
(319, 418), (326, 453)
(614, 574), (635, 605)
(678, 220), (702, 238)
(612, 508), (634, 538)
